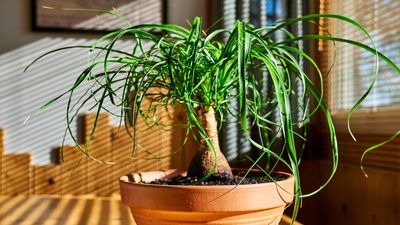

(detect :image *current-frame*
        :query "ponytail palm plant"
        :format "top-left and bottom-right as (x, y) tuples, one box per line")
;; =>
(25, 14), (400, 221)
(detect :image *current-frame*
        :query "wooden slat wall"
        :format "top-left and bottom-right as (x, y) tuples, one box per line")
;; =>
(299, 160), (400, 225)
(85, 113), (113, 196)
(109, 103), (200, 193)
(332, 107), (400, 135)
(32, 164), (60, 195)
(60, 146), (86, 195)
(111, 127), (135, 193)
(336, 133), (400, 172)
(169, 104), (198, 171)
(110, 106), (172, 193)
(154, 103), (174, 170)
(0, 129), (3, 193)
(2, 153), (31, 195)
(133, 113), (165, 173)
(0, 105), (197, 196)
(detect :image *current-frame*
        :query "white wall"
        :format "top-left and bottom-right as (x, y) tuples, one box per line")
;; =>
(0, 0), (208, 164)
(168, 0), (208, 27)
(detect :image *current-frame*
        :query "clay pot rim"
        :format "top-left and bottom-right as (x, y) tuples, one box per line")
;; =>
(120, 170), (294, 189)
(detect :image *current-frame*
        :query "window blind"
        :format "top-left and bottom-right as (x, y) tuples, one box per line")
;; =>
(320, 0), (400, 111)
(221, 0), (304, 162)
(319, 0), (400, 172)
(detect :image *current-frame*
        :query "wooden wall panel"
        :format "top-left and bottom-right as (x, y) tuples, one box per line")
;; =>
(33, 164), (61, 195)
(170, 104), (199, 171)
(2, 153), (31, 195)
(298, 160), (400, 225)
(157, 105), (174, 170)
(336, 133), (400, 172)
(132, 99), (165, 172)
(157, 103), (200, 171)
(133, 123), (163, 172)
(0, 129), (3, 193)
(60, 146), (86, 195)
(84, 113), (112, 196)
(111, 127), (135, 193)
(110, 104), (199, 193)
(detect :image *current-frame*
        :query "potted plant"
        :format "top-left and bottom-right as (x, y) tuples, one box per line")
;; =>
(25, 14), (400, 225)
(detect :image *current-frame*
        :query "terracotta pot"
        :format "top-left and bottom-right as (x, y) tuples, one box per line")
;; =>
(120, 169), (294, 225)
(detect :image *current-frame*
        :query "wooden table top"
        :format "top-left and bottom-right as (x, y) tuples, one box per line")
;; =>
(0, 195), (301, 225)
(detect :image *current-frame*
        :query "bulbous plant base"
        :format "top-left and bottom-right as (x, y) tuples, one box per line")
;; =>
(120, 169), (294, 225)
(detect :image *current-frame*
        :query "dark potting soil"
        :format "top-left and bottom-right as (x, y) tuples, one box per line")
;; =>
(147, 173), (283, 186)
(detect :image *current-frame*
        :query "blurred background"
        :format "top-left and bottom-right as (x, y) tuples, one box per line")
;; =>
(0, 0), (399, 224)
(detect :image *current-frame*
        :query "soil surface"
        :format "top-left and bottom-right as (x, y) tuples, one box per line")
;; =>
(147, 173), (281, 185)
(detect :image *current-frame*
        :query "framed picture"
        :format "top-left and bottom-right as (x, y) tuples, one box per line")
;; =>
(32, 0), (167, 32)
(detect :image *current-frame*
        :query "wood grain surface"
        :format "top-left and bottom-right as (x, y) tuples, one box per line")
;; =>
(0, 195), (298, 225)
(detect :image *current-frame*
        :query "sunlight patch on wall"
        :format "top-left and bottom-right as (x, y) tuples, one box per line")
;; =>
(0, 37), (135, 164)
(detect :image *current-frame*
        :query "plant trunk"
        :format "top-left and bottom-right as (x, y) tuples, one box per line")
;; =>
(187, 107), (233, 177)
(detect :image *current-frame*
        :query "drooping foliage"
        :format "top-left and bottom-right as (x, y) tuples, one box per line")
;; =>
(25, 14), (400, 223)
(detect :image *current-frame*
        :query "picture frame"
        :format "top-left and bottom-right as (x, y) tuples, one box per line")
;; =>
(32, 0), (167, 33)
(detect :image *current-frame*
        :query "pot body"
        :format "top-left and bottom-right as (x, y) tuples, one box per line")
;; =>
(120, 169), (294, 225)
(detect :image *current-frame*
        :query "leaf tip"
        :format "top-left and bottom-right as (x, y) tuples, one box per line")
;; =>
(361, 166), (369, 178)
(23, 116), (31, 124)
(347, 119), (357, 142)
(42, 6), (55, 10)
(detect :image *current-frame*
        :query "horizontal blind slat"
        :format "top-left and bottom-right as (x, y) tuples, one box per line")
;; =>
(322, 0), (400, 111)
